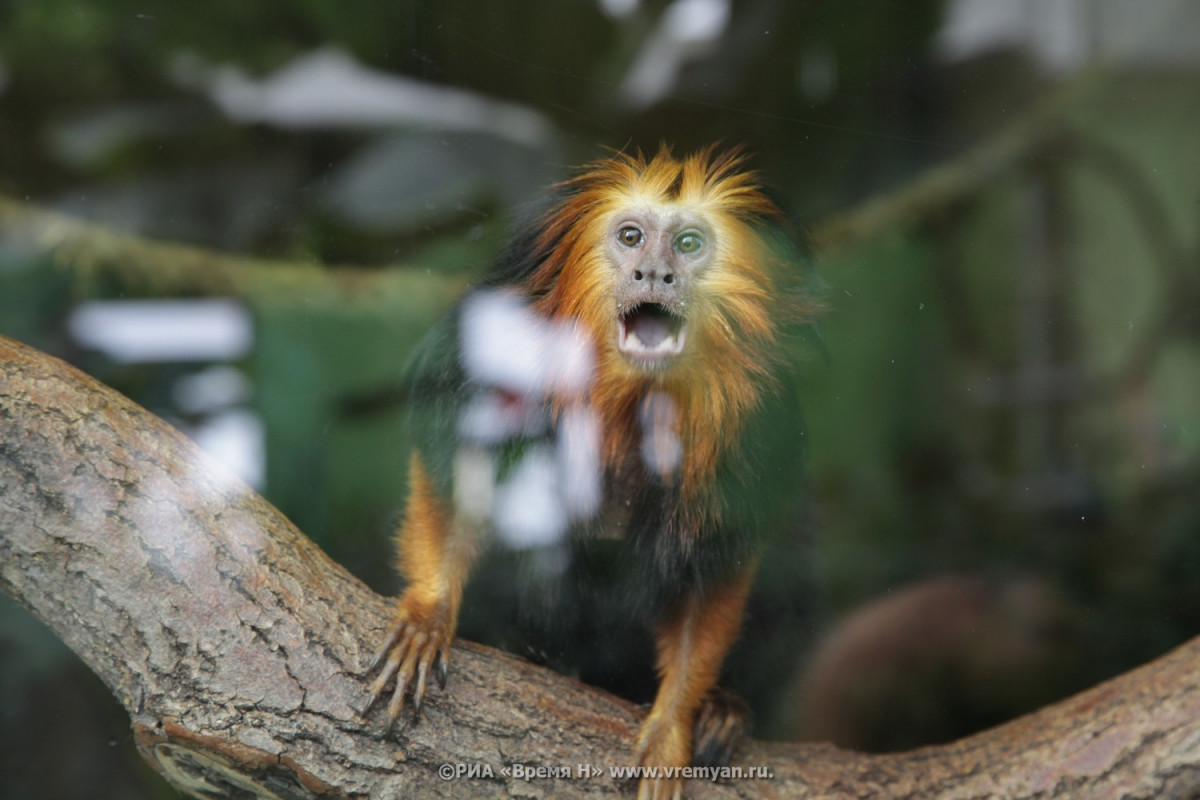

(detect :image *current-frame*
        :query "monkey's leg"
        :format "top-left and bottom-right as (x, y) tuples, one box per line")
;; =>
(634, 566), (755, 800)
(364, 452), (477, 726)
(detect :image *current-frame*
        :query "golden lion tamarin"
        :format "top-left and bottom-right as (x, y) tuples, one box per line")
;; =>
(364, 146), (811, 799)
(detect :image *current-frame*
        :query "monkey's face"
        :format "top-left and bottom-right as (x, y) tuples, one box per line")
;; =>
(530, 148), (785, 398)
(606, 207), (713, 368)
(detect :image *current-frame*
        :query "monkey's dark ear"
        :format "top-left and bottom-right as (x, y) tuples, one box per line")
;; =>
(749, 187), (828, 363)
(479, 184), (578, 291)
(758, 184), (814, 259)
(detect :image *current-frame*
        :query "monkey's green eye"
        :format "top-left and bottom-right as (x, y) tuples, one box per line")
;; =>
(617, 226), (644, 247)
(675, 231), (704, 254)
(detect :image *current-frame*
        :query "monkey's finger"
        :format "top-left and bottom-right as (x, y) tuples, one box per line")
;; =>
(435, 651), (449, 690)
(362, 682), (390, 719)
(387, 630), (431, 720)
(364, 643), (407, 715)
(364, 656), (400, 711)
(717, 713), (741, 762)
(631, 736), (652, 767)
(367, 622), (405, 673)
(386, 658), (417, 723)
(411, 677), (426, 718)
(360, 688), (382, 717)
(412, 646), (438, 718)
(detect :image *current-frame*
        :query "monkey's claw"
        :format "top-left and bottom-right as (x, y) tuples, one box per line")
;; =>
(362, 599), (454, 728)
(436, 653), (448, 690)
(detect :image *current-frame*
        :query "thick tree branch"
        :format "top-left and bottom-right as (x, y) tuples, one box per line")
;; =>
(2, 333), (1200, 798)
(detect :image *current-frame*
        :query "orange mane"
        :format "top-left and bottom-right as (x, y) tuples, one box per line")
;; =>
(520, 146), (794, 521)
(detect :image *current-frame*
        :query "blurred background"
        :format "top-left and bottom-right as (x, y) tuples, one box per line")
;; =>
(2, 0), (1200, 796)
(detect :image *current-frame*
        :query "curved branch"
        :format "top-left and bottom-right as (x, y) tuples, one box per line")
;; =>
(0, 193), (466, 308)
(808, 90), (1069, 252)
(2, 334), (1200, 798)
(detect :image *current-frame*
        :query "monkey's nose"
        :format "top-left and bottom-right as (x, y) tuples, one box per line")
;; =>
(632, 265), (675, 286)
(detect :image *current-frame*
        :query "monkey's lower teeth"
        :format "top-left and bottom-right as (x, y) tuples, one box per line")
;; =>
(618, 306), (686, 357)
(625, 330), (679, 352)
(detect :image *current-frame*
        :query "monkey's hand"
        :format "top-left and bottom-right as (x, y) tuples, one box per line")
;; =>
(632, 711), (691, 800)
(363, 589), (456, 727)
(691, 688), (747, 768)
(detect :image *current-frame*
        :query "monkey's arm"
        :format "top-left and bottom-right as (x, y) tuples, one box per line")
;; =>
(634, 564), (756, 800)
(365, 451), (478, 722)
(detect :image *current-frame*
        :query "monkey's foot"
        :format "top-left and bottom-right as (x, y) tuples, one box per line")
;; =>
(632, 715), (689, 800)
(362, 594), (454, 728)
(691, 687), (748, 768)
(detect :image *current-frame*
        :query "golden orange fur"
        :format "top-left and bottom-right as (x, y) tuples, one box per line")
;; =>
(636, 564), (757, 774)
(525, 147), (789, 519)
(367, 452), (477, 720)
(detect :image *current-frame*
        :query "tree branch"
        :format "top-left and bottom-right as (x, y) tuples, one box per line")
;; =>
(0, 193), (466, 309)
(0, 82), (1089, 304)
(2, 336), (1199, 799)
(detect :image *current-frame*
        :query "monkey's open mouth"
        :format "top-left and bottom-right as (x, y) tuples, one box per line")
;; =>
(617, 303), (687, 362)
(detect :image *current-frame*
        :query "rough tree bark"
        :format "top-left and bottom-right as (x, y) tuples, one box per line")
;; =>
(2, 333), (1199, 799)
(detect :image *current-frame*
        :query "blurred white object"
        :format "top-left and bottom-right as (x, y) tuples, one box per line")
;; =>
(558, 404), (603, 521)
(173, 365), (253, 414)
(68, 299), (252, 363)
(937, 0), (1200, 73)
(493, 446), (569, 548)
(598, 0), (641, 19)
(620, 0), (731, 108)
(68, 299), (262, 488)
(458, 290), (594, 400)
(455, 290), (604, 545)
(639, 391), (682, 477)
(193, 47), (553, 147)
(188, 409), (265, 489)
